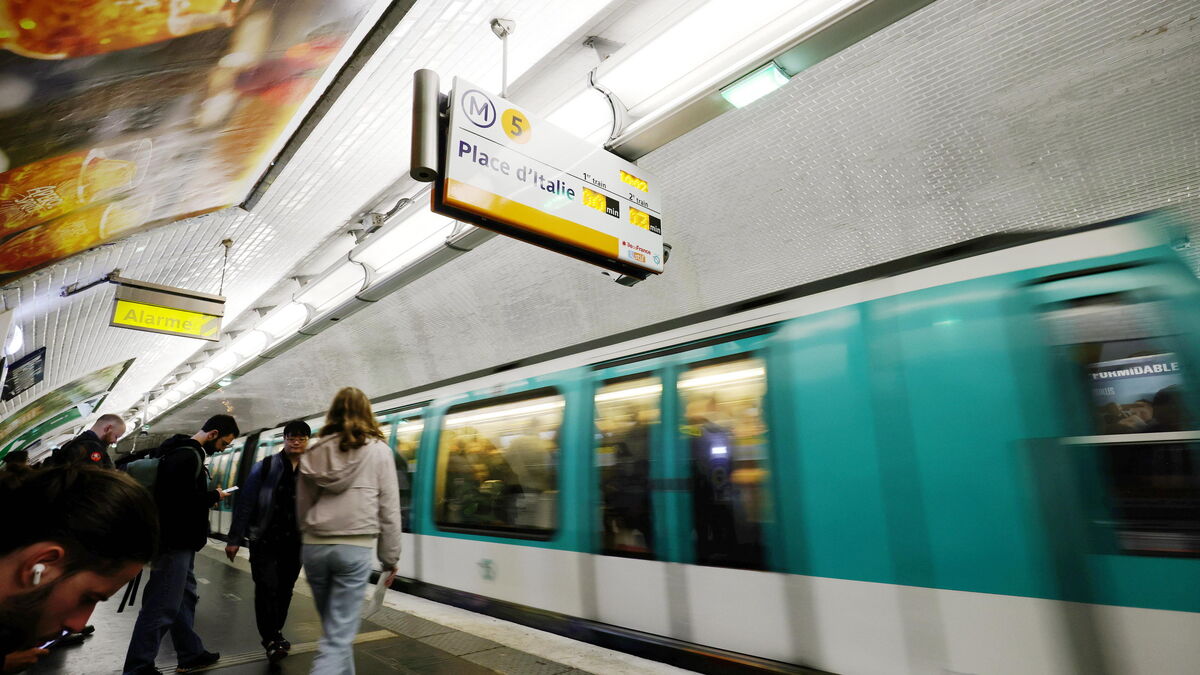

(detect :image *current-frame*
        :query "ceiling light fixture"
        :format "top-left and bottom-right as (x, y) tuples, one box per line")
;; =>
(719, 61), (790, 108)
(351, 209), (459, 277)
(4, 324), (22, 356)
(256, 303), (309, 339)
(294, 260), (366, 314)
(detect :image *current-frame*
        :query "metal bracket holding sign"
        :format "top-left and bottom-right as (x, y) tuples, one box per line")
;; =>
(410, 70), (666, 281)
(108, 275), (225, 341)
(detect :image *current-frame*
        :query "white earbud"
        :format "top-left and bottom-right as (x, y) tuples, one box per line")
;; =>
(31, 563), (45, 586)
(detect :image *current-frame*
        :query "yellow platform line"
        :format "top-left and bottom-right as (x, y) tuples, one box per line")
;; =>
(161, 630), (397, 672)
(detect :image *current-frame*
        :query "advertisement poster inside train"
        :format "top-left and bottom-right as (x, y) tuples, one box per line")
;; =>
(1088, 353), (1186, 434)
(0, 357), (133, 457)
(0, 0), (381, 281)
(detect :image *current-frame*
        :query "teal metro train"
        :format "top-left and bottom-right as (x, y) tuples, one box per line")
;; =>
(206, 213), (1200, 674)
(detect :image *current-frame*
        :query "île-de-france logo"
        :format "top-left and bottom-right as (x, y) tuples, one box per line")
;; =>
(462, 89), (496, 128)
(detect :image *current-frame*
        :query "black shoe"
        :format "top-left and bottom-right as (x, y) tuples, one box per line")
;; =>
(277, 637), (291, 652)
(80, 625), (96, 636)
(130, 667), (162, 675)
(266, 641), (287, 664)
(177, 651), (220, 672)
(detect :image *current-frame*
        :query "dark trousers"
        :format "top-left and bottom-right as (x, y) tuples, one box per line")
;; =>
(250, 543), (302, 645)
(122, 550), (206, 674)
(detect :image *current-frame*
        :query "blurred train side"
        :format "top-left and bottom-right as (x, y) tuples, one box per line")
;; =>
(206, 214), (1200, 675)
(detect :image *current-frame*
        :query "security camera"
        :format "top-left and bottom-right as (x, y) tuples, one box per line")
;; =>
(490, 18), (515, 39)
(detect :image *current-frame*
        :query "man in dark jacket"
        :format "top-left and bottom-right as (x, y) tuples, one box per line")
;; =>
(47, 414), (125, 469)
(224, 420), (309, 663)
(122, 414), (238, 675)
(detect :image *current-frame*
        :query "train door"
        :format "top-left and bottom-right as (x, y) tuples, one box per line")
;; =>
(381, 407), (424, 578)
(1025, 261), (1200, 673)
(588, 360), (670, 638)
(668, 337), (783, 658)
(586, 329), (779, 650)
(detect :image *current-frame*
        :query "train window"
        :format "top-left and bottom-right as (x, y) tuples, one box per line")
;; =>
(1041, 296), (1195, 435)
(254, 440), (272, 464)
(393, 416), (423, 532)
(595, 375), (660, 558)
(435, 390), (562, 537)
(1042, 295), (1200, 557)
(680, 356), (771, 569)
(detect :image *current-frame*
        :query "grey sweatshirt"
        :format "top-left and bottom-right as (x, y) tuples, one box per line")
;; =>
(296, 434), (402, 568)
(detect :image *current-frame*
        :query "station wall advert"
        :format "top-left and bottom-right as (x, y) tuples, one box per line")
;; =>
(0, 0), (380, 282)
(440, 78), (664, 275)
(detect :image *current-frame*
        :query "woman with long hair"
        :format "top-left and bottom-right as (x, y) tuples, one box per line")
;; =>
(297, 387), (401, 674)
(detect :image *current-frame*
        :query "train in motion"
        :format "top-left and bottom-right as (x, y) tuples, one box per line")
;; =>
(205, 213), (1200, 674)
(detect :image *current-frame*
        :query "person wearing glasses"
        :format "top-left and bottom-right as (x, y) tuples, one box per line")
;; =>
(225, 420), (310, 664)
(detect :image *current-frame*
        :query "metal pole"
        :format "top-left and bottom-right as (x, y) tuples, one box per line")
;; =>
(489, 19), (515, 98)
(410, 69), (440, 182)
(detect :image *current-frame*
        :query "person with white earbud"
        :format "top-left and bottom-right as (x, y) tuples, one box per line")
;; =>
(0, 466), (159, 674)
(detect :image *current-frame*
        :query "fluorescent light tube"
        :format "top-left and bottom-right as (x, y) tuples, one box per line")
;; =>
(720, 62), (790, 108)
(257, 303), (309, 339)
(295, 260), (366, 312)
(353, 209), (457, 277)
(597, 0), (863, 123)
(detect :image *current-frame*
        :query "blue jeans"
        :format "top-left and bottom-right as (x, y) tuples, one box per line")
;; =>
(122, 549), (207, 674)
(302, 544), (373, 675)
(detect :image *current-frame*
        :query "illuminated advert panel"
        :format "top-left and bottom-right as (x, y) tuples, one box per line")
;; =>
(436, 78), (664, 276)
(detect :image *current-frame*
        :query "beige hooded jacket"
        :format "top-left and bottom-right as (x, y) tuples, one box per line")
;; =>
(296, 434), (402, 568)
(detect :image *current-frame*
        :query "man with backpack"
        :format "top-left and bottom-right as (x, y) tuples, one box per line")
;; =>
(224, 420), (309, 664)
(46, 414), (125, 469)
(122, 414), (239, 675)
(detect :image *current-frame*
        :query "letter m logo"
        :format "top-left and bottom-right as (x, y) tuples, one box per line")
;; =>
(462, 89), (497, 128)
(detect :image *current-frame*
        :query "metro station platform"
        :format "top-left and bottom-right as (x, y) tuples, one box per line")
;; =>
(31, 542), (693, 675)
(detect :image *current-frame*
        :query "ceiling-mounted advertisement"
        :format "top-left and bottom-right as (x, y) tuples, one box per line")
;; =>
(0, 357), (133, 458)
(1, 405), (82, 460)
(0, 0), (382, 282)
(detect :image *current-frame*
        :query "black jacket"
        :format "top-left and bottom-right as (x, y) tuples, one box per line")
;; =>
(49, 430), (114, 469)
(155, 434), (220, 552)
(227, 451), (299, 548)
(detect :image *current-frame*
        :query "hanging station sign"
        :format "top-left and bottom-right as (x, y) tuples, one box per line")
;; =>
(413, 72), (665, 280)
(2, 347), (46, 402)
(109, 276), (224, 341)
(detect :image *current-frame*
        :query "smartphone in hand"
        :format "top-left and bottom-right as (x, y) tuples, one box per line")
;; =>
(39, 629), (69, 649)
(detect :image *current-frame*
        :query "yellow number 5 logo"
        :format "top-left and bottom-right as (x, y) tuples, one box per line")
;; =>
(502, 109), (531, 144)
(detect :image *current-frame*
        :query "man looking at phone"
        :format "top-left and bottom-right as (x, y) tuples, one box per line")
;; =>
(225, 421), (309, 663)
(123, 415), (239, 675)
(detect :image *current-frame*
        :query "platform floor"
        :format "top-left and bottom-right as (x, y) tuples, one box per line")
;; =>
(31, 542), (693, 675)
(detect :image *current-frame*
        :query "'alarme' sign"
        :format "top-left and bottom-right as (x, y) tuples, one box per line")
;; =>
(111, 300), (220, 340)
(109, 276), (224, 341)
(437, 78), (664, 275)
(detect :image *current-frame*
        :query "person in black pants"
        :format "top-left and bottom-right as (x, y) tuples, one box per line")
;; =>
(225, 420), (310, 663)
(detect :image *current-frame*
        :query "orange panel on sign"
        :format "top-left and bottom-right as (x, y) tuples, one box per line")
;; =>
(444, 179), (619, 259)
